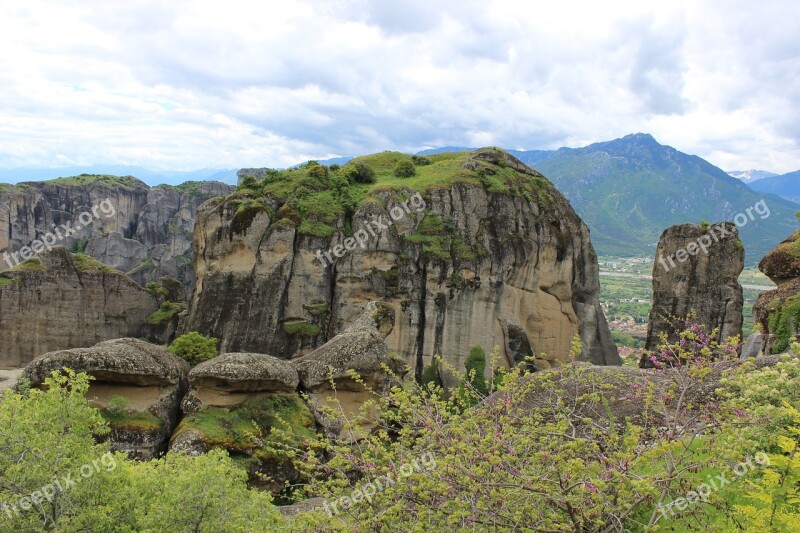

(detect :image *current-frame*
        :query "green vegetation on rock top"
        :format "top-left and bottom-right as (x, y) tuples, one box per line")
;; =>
(72, 253), (119, 273)
(233, 149), (556, 240)
(177, 395), (316, 455)
(45, 174), (142, 187)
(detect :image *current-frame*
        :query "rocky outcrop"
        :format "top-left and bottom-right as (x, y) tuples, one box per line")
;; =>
(0, 247), (160, 368)
(180, 352), (300, 415)
(644, 223), (743, 356)
(171, 352), (315, 494)
(185, 149), (619, 383)
(753, 231), (800, 354)
(0, 177), (232, 297)
(294, 302), (398, 438)
(741, 332), (763, 359)
(21, 338), (190, 459)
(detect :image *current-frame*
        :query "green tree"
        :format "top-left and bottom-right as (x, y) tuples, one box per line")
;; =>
(168, 332), (218, 366)
(237, 174), (258, 191)
(394, 160), (416, 178)
(343, 161), (376, 184)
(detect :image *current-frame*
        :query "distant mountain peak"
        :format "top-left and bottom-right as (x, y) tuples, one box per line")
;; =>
(727, 169), (778, 183)
(624, 132), (658, 143)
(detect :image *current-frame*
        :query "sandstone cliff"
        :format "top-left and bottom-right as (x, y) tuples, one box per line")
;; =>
(0, 247), (159, 367)
(0, 176), (232, 297)
(644, 222), (743, 355)
(185, 149), (619, 382)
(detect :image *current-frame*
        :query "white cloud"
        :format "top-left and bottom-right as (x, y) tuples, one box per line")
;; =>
(0, 0), (797, 173)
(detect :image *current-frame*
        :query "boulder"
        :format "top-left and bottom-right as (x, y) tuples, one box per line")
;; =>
(22, 338), (189, 459)
(741, 332), (763, 359)
(757, 231), (800, 285)
(294, 302), (396, 439)
(181, 352), (299, 415)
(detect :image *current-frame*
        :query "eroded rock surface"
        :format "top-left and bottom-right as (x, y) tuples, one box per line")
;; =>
(644, 222), (743, 357)
(0, 178), (232, 295)
(0, 247), (159, 367)
(185, 149), (619, 383)
(22, 338), (189, 459)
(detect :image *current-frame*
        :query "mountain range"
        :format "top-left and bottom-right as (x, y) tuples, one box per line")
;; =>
(727, 169), (778, 183)
(747, 170), (800, 204)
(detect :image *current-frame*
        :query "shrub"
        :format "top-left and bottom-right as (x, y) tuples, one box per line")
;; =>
(411, 155), (432, 166)
(464, 345), (487, 395)
(106, 395), (130, 416)
(169, 331), (218, 366)
(343, 161), (376, 184)
(420, 361), (442, 389)
(307, 162), (328, 179)
(393, 160), (416, 178)
(238, 175), (258, 191)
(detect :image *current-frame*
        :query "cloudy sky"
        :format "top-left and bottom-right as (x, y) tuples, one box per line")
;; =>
(0, 0), (798, 173)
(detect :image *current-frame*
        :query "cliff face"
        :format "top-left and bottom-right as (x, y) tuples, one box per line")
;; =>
(0, 247), (159, 367)
(645, 222), (743, 353)
(185, 149), (619, 382)
(0, 177), (232, 297)
(753, 230), (800, 354)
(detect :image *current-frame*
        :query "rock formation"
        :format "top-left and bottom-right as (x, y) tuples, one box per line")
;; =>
(180, 352), (300, 415)
(0, 247), (160, 367)
(0, 177), (232, 297)
(171, 352), (314, 494)
(21, 338), (190, 459)
(753, 230), (800, 354)
(294, 301), (399, 438)
(185, 148), (620, 383)
(644, 222), (744, 356)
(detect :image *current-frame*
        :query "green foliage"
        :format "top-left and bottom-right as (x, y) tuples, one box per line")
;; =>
(766, 293), (800, 353)
(611, 331), (644, 348)
(176, 395), (316, 458)
(283, 321), (321, 337)
(106, 395), (130, 416)
(237, 174), (259, 191)
(168, 331), (218, 366)
(47, 174), (140, 187)
(145, 281), (170, 299)
(420, 360), (442, 389)
(12, 258), (44, 271)
(464, 345), (488, 395)
(0, 275), (21, 287)
(146, 301), (185, 325)
(0, 371), (286, 530)
(411, 155), (432, 166)
(343, 161), (377, 184)
(72, 253), (116, 273)
(69, 239), (89, 253)
(393, 159), (416, 178)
